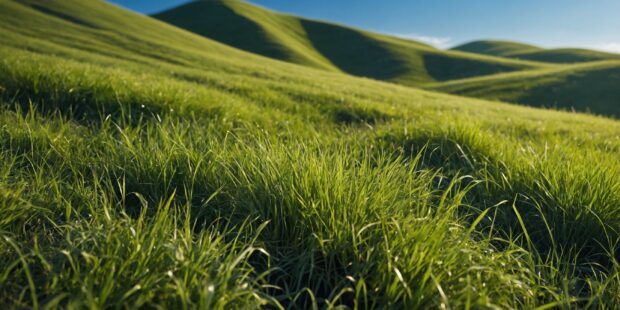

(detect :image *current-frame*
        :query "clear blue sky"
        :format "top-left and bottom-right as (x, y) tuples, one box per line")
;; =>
(106, 0), (620, 52)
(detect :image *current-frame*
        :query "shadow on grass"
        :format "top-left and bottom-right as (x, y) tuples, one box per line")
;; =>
(153, 1), (291, 61)
(423, 53), (520, 81)
(301, 19), (409, 81)
(516, 66), (620, 117)
(379, 127), (620, 270)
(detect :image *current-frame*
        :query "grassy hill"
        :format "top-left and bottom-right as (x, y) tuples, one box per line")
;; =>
(454, 40), (620, 63)
(1, 0), (620, 308)
(153, 0), (550, 85)
(452, 40), (542, 57)
(427, 60), (620, 116)
(153, 2), (620, 117)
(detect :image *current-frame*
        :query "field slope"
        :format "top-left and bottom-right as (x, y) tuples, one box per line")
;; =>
(153, 0), (550, 85)
(1, 0), (620, 308)
(427, 60), (620, 116)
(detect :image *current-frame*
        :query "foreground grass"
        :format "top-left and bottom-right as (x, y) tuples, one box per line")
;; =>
(2, 102), (619, 308)
(426, 60), (620, 117)
(1, 63), (619, 306)
(152, 0), (547, 85)
(1, 0), (620, 308)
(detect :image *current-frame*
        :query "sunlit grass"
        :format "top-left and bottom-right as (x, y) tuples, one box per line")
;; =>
(1, 0), (620, 308)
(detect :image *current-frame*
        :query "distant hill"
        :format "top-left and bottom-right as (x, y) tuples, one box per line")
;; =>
(427, 60), (620, 116)
(453, 40), (620, 63)
(452, 40), (542, 57)
(153, 0), (548, 85)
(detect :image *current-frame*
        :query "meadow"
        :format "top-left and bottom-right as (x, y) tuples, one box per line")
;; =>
(1, 0), (620, 308)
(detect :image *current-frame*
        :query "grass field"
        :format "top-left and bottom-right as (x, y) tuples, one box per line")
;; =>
(2, 0), (620, 308)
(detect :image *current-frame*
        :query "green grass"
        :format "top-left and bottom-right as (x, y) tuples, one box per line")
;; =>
(153, 0), (549, 85)
(1, 0), (620, 308)
(452, 40), (543, 57)
(153, 1), (620, 118)
(453, 40), (620, 64)
(426, 60), (620, 117)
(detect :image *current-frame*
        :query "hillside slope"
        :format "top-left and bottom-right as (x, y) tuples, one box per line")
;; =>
(153, 0), (550, 85)
(453, 40), (620, 63)
(1, 0), (620, 308)
(427, 60), (620, 116)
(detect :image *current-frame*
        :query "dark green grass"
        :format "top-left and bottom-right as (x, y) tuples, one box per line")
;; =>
(1, 0), (620, 308)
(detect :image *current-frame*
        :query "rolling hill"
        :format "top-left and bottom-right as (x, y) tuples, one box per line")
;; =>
(453, 40), (620, 63)
(451, 40), (542, 57)
(1, 0), (620, 308)
(427, 60), (620, 116)
(153, 0), (550, 85)
(153, 1), (620, 117)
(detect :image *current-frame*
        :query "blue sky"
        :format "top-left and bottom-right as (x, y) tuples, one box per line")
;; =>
(107, 0), (620, 52)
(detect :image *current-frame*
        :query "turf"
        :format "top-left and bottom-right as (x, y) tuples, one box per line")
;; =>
(153, 0), (549, 85)
(1, 0), (620, 308)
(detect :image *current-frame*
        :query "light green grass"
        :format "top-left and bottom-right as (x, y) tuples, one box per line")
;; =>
(1, 0), (620, 308)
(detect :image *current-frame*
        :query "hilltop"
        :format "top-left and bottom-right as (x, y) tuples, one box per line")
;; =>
(1, 0), (620, 308)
